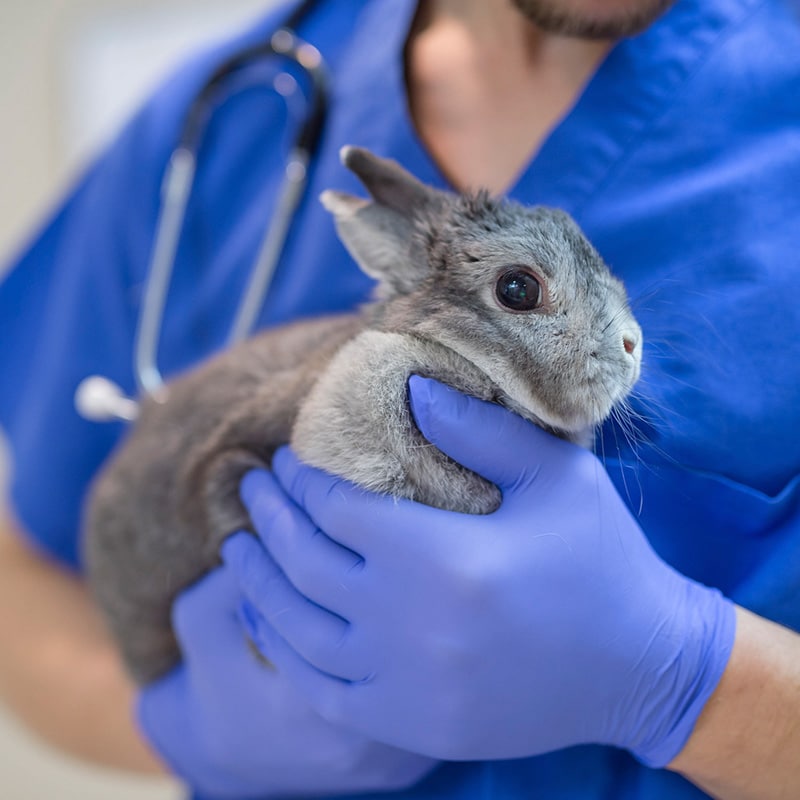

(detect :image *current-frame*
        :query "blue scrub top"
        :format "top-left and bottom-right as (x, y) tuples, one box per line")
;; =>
(2, 0), (800, 797)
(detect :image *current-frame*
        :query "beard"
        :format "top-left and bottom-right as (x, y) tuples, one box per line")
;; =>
(510, 0), (677, 39)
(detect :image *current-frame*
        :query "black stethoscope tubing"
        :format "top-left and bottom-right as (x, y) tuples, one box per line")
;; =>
(75, 0), (328, 422)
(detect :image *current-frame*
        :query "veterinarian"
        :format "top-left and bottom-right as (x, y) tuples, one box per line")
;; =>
(1, 0), (799, 798)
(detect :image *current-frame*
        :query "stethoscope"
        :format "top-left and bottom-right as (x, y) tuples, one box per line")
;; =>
(75, 0), (326, 424)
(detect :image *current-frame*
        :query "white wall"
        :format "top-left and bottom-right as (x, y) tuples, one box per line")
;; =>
(0, 0), (270, 264)
(0, 1), (272, 796)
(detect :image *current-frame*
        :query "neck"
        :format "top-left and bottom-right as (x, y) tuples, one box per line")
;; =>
(412, 0), (612, 66)
(405, 0), (612, 194)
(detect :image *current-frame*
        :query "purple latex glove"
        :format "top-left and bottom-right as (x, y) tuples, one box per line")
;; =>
(137, 560), (436, 799)
(226, 377), (736, 768)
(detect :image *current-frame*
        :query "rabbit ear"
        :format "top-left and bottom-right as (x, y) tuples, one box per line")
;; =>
(319, 147), (446, 296)
(320, 189), (426, 295)
(340, 146), (440, 216)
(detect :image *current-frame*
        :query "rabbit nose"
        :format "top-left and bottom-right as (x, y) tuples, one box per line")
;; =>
(623, 334), (637, 355)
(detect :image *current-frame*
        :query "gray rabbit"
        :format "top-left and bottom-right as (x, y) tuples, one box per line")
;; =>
(84, 147), (642, 685)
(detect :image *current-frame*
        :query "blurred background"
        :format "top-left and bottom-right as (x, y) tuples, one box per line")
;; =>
(0, 0), (274, 796)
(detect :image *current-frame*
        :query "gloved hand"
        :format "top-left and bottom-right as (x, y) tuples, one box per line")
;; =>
(225, 376), (737, 769)
(137, 559), (437, 799)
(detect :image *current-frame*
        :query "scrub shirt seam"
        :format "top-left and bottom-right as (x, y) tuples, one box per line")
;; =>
(572, 0), (769, 220)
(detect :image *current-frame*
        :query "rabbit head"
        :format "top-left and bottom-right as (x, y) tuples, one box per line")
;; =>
(321, 147), (641, 437)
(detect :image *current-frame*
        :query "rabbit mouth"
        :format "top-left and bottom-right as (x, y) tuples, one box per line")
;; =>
(457, 355), (600, 440)
(422, 331), (636, 441)
(482, 364), (633, 441)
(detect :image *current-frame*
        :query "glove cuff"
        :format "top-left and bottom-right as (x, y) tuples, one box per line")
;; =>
(631, 580), (737, 768)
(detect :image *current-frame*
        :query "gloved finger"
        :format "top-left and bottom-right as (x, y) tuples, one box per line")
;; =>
(272, 447), (470, 560)
(271, 447), (401, 556)
(246, 609), (358, 730)
(240, 471), (367, 614)
(221, 533), (367, 682)
(408, 375), (575, 489)
(170, 565), (244, 660)
(240, 468), (293, 536)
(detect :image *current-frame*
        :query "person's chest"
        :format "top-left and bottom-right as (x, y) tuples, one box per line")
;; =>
(162, 0), (800, 561)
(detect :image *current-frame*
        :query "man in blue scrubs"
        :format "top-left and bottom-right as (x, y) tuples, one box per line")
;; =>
(1, 0), (799, 797)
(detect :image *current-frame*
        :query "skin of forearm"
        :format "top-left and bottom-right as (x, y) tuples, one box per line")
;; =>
(0, 513), (165, 774)
(3, 507), (799, 796)
(669, 606), (800, 799)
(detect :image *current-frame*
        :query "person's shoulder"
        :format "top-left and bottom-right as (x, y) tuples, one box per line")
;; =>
(631, 0), (800, 178)
(686, 1), (800, 114)
(125, 0), (373, 168)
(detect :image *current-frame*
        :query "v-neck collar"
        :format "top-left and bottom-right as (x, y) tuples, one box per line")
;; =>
(329, 0), (763, 216)
(519, 0), (765, 215)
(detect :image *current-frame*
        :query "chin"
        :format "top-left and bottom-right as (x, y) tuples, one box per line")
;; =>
(511, 0), (676, 39)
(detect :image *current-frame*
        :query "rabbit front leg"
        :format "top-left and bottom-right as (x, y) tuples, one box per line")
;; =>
(178, 367), (320, 558)
(291, 330), (502, 515)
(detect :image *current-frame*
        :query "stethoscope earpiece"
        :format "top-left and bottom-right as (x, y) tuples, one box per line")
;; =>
(74, 376), (140, 423)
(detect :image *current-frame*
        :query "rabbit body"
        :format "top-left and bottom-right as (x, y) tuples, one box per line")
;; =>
(84, 148), (642, 684)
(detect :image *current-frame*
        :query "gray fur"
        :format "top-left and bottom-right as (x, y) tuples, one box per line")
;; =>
(84, 147), (642, 684)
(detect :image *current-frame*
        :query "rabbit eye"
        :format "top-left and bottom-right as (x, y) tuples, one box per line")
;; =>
(495, 269), (542, 311)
